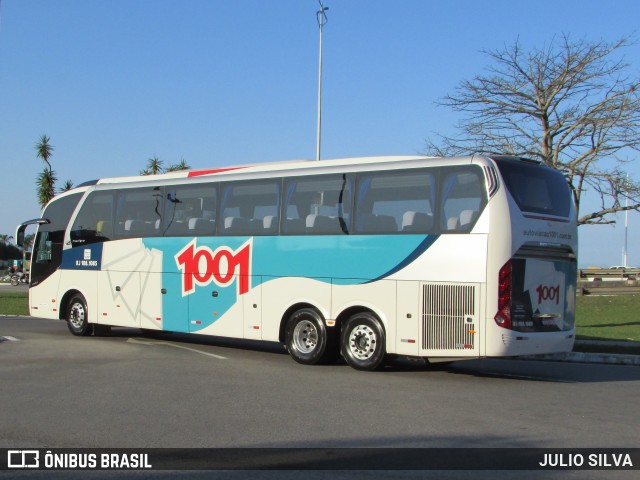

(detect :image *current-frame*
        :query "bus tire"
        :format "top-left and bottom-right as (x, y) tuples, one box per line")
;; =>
(66, 294), (92, 337)
(341, 312), (386, 371)
(285, 308), (335, 365)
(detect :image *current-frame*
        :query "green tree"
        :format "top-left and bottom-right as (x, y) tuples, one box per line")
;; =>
(0, 234), (22, 263)
(35, 135), (56, 207)
(35, 134), (53, 171)
(140, 156), (164, 175)
(166, 158), (190, 172)
(59, 180), (74, 193)
(0, 234), (13, 245)
(140, 156), (190, 175)
(424, 36), (640, 226)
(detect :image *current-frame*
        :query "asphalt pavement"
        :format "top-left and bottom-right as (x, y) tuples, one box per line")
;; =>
(1, 282), (638, 366)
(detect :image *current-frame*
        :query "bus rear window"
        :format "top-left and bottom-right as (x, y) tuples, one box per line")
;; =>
(494, 159), (571, 217)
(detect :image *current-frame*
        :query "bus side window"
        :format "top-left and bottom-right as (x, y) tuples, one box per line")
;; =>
(115, 187), (163, 239)
(282, 174), (352, 235)
(96, 220), (113, 238)
(70, 191), (114, 246)
(34, 232), (52, 263)
(401, 211), (434, 232)
(440, 169), (485, 232)
(354, 170), (435, 234)
(164, 184), (217, 237)
(220, 180), (280, 236)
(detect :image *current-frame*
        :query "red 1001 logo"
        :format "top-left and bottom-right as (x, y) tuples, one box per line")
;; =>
(174, 238), (252, 297)
(536, 284), (560, 305)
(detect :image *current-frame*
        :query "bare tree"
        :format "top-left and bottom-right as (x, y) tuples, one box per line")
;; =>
(424, 35), (640, 225)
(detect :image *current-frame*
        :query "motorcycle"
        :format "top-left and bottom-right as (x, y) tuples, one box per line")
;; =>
(10, 272), (29, 286)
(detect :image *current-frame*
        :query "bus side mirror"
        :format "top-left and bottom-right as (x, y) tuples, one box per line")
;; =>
(16, 218), (50, 247)
(16, 227), (25, 247)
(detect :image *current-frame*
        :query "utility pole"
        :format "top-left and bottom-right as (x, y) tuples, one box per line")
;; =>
(623, 173), (629, 268)
(316, 1), (328, 161)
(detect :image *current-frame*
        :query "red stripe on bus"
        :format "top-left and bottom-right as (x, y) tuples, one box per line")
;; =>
(187, 167), (246, 177)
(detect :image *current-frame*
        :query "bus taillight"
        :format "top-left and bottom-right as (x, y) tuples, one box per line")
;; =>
(494, 260), (512, 329)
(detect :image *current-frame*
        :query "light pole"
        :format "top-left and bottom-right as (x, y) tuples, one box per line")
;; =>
(623, 173), (629, 268)
(316, 1), (328, 161)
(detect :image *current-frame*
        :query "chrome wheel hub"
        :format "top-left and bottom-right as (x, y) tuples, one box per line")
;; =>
(348, 325), (377, 360)
(292, 320), (318, 354)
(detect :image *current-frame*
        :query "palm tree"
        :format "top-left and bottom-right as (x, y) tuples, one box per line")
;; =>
(36, 168), (57, 207)
(140, 156), (164, 175)
(0, 234), (13, 245)
(59, 180), (74, 193)
(166, 159), (191, 172)
(36, 135), (54, 171)
(35, 135), (56, 207)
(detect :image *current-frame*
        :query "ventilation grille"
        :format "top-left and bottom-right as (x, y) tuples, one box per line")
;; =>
(484, 165), (500, 197)
(422, 283), (476, 350)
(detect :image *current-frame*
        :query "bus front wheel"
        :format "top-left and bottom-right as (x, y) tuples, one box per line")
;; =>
(285, 308), (336, 365)
(341, 312), (386, 371)
(66, 294), (92, 337)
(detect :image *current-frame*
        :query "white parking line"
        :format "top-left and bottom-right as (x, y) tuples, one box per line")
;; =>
(127, 338), (227, 360)
(0, 336), (19, 342)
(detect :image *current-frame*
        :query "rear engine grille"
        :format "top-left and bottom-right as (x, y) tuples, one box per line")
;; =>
(422, 283), (476, 350)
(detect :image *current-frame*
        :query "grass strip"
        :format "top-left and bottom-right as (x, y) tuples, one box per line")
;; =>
(0, 290), (29, 316)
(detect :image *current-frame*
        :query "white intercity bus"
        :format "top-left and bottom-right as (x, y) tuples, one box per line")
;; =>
(17, 155), (577, 370)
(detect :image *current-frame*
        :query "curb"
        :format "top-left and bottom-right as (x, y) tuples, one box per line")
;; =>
(521, 340), (640, 365)
(523, 351), (640, 366)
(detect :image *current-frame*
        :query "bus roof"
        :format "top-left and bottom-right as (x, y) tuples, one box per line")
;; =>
(88, 155), (498, 188)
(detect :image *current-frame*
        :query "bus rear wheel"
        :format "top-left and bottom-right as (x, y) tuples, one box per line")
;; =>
(66, 294), (92, 336)
(285, 308), (337, 365)
(341, 312), (386, 371)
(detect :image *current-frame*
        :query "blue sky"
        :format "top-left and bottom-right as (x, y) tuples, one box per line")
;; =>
(1, 0), (639, 267)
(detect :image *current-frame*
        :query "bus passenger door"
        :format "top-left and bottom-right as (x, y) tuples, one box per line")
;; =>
(97, 270), (140, 328)
(243, 278), (262, 339)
